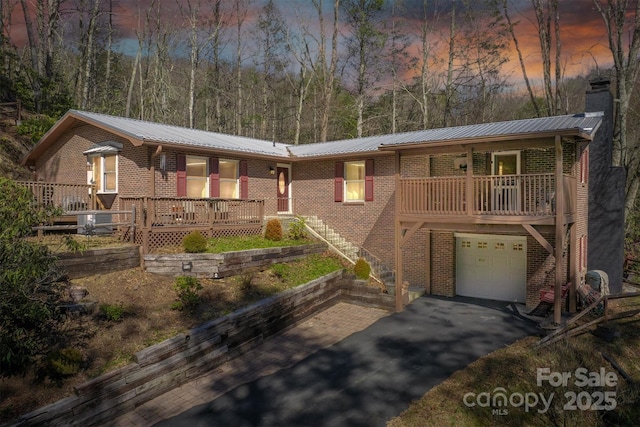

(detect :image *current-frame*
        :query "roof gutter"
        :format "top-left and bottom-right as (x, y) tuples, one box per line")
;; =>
(377, 128), (596, 152)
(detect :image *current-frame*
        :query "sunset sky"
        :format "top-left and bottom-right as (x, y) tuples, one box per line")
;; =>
(5, 0), (618, 87)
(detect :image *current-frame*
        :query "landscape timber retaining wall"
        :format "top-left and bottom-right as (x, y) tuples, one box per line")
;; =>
(56, 245), (141, 279)
(143, 243), (328, 277)
(11, 271), (394, 426)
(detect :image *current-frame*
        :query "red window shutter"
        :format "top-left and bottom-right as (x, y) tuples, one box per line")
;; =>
(176, 154), (187, 197)
(209, 157), (220, 197)
(334, 161), (344, 202)
(365, 159), (374, 201)
(240, 160), (248, 199)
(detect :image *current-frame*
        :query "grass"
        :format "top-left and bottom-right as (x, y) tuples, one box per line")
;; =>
(269, 253), (345, 288)
(388, 297), (640, 427)
(206, 235), (315, 253)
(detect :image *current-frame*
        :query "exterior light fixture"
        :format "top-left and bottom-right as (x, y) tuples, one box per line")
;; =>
(182, 261), (193, 272)
(269, 166), (276, 175)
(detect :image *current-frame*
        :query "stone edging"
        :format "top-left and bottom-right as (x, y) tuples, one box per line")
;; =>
(57, 245), (141, 279)
(11, 271), (393, 426)
(144, 243), (328, 277)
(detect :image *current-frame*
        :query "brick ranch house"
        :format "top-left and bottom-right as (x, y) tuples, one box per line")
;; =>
(22, 80), (624, 322)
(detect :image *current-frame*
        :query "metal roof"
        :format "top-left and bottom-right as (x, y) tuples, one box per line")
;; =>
(288, 112), (603, 157)
(70, 110), (291, 157)
(62, 110), (602, 160)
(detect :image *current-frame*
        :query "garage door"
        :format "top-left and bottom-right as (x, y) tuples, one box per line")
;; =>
(455, 233), (527, 302)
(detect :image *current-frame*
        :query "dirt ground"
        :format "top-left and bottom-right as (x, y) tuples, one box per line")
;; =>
(0, 264), (302, 423)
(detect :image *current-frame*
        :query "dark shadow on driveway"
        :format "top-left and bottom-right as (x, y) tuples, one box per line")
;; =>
(153, 296), (539, 427)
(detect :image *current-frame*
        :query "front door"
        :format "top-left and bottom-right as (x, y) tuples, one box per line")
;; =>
(492, 151), (521, 212)
(277, 166), (290, 213)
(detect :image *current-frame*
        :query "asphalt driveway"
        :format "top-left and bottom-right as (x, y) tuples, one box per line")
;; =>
(154, 296), (539, 427)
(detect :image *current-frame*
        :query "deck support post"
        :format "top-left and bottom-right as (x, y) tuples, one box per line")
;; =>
(395, 151), (404, 312)
(554, 136), (564, 325)
(466, 146), (473, 216)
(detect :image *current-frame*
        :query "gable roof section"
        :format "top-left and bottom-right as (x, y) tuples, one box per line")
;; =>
(23, 110), (603, 165)
(23, 110), (290, 164)
(72, 110), (291, 157)
(288, 113), (603, 158)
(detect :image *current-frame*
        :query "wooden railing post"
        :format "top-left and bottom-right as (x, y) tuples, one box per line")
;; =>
(130, 205), (136, 243)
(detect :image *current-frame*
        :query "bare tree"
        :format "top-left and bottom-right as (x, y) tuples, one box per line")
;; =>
(179, 0), (204, 128)
(443, 1), (456, 126)
(234, 0), (250, 135)
(311, 0), (340, 142)
(341, 0), (386, 137)
(498, 0), (541, 117)
(531, 0), (562, 115)
(256, 0), (286, 139)
(592, 0), (640, 228)
(80, 0), (102, 110)
(285, 26), (314, 145)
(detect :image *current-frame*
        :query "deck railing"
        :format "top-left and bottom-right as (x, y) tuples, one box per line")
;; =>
(400, 173), (571, 217)
(16, 181), (96, 211)
(119, 196), (265, 228)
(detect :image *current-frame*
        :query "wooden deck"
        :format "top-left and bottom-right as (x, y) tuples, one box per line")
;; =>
(399, 173), (575, 225)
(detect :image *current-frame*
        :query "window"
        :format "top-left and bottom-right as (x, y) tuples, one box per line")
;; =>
(177, 155), (246, 198)
(345, 161), (365, 202)
(219, 159), (239, 198)
(91, 154), (117, 193)
(186, 156), (208, 198)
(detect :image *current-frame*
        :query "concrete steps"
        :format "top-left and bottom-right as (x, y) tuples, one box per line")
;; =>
(302, 216), (396, 286)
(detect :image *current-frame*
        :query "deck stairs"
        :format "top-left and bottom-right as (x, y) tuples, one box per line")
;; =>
(301, 215), (395, 286)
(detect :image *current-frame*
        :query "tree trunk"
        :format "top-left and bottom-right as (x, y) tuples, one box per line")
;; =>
(20, 0), (41, 111)
(81, 0), (101, 110)
(500, 0), (540, 117)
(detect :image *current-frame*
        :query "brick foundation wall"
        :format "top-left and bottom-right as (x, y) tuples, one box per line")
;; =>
(430, 231), (456, 297)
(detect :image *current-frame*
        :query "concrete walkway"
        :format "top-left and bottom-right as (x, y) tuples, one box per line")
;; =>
(110, 296), (538, 427)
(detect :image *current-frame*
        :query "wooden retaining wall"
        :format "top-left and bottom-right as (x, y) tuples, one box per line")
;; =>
(144, 243), (328, 278)
(12, 272), (393, 426)
(56, 246), (141, 279)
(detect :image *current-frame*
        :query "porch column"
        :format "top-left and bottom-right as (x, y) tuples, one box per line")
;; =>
(150, 145), (163, 198)
(466, 146), (473, 216)
(554, 136), (564, 325)
(395, 151), (404, 312)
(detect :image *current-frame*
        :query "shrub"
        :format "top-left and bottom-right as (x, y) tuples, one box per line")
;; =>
(16, 116), (58, 144)
(264, 218), (283, 241)
(43, 347), (83, 382)
(354, 257), (371, 280)
(0, 178), (67, 378)
(232, 273), (254, 300)
(288, 216), (308, 240)
(172, 276), (203, 311)
(183, 231), (208, 253)
(99, 303), (126, 322)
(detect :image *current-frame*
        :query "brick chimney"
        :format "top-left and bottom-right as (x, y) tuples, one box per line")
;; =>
(585, 78), (626, 293)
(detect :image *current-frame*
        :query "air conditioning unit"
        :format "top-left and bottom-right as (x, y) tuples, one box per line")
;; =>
(77, 213), (112, 235)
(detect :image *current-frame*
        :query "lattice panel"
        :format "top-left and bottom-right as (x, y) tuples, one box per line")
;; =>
(135, 226), (261, 252)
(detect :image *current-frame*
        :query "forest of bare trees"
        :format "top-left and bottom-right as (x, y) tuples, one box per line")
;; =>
(1, 0), (640, 229)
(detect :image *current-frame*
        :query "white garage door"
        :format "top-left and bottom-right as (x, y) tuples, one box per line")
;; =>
(455, 233), (527, 302)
